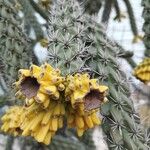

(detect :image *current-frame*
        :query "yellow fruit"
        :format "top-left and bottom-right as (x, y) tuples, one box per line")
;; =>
(91, 112), (101, 125)
(84, 115), (94, 128)
(77, 103), (84, 116)
(30, 65), (41, 78)
(41, 110), (53, 125)
(30, 112), (44, 131)
(60, 103), (65, 115)
(25, 98), (34, 106)
(53, 103), (61, 116)
(67, 114), (75, 124)
(18, 69), (30, 77)
(51, 118), (58, 131)
(14, 64), (65, 110)
(57, 83), (65, 91)
(34, 123), (50, 142)
(35, 92), (49, 103)
(75, 116), (84, 129)
(15, 90), (24, 99)
(133, 58), (150, 83)
(43, 131), (52, 145)
(65, 73), (108, 108)
(22, 121), (32, 136)
(42, 63), (53, 72)
(99, 85), (108, 93)
(77, 128), (84, 137)
(58, 117), (63, 128)
(42, 99), (50, 109)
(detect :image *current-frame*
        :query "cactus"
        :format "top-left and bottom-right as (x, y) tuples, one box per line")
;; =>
(0, 0), (31, 85)
(84, 18), (149, 150)
(142, 0), (150, 57)
(0, 0), (149, 149)
(47, 0), (148, 149)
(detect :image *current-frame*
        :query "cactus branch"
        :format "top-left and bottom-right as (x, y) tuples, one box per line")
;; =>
(101, 0), (113, 25)
(142, 0), (150, 57)
(123, 0), (139, 37)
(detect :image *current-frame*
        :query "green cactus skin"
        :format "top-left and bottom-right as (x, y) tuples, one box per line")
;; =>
(47, 0), (88, 75)
(0, 0), (31, 85)
(47, 1), (100, 149)
(84, 19), (149, 149)
(142, 0), (150, 57)
(47, 0), (149, 149)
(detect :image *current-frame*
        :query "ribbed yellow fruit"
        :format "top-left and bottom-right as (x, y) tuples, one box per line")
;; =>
(91, 112), (101, 125)
(14, 63), (65, 108)
(75, 116), (84, 129)
(77, 128), (84, 137)
(43, 131), (52, 145)
(84, 115), (94, 128)
(51, 118), (58, 131)
(34, 123), (50, 142)
(65, 73), (108, 110)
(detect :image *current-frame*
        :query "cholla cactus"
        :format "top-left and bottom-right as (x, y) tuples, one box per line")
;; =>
(47, 0), (148, 149)
(0, 0), (149, 149)
(142, 0), (150, 57)
(0, 0), (31, 85)
(83, 19), (148, 149)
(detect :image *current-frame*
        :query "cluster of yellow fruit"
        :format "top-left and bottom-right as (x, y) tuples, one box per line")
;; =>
(1, 106), (24, 136)
(14, 63), (65, 109)
(66, 106), (101, 136)
(1, 63), (108, 145)
(65, 74), (108, 136)
(133, 57), (150, 84)
(21, 101), (65, 145)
